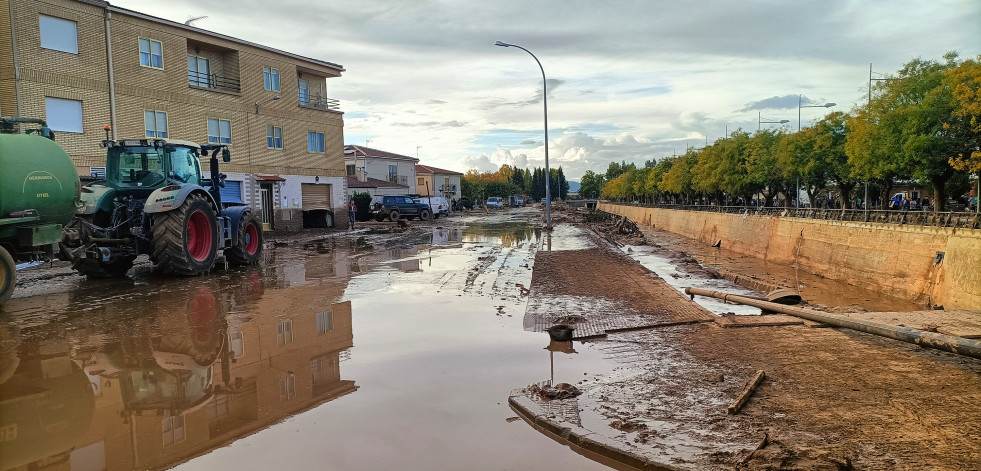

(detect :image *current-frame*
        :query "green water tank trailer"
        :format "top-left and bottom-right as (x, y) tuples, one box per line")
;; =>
(0, 117), (81, 305)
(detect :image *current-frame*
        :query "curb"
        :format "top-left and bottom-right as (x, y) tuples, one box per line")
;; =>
(508, 395), (685, 471)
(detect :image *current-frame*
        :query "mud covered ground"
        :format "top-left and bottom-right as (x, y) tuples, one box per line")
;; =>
(528, 209), (981, 470)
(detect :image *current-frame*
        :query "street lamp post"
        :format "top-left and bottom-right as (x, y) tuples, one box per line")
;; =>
(798, 95), (836, 131)
(495, 40), (551, 228)
(796, 96), (836, 206)
(758, 112), (789, 131)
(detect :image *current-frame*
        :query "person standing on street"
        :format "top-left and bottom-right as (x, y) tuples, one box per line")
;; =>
(348, 200), (357, 229)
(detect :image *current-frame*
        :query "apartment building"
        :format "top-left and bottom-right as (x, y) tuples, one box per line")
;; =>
(343, 144), (418, 189)
(415, 164), (462, 203)
(0, 0), (347, 230)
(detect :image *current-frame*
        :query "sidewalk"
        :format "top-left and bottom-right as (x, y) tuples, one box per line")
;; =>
(515, 225), (981, 470)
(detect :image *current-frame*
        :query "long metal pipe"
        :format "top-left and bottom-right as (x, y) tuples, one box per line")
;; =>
(685, 287), (981, 360)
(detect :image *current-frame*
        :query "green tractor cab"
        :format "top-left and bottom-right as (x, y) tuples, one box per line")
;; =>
(63, 137), (262, 277)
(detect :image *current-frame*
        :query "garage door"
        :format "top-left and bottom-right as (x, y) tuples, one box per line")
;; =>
(220, 180), (243, 204)
(301, 183), (332, 210)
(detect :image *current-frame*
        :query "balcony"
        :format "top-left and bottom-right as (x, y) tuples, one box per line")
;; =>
(188, 70), (241, 94)
(298, 90), (340, 111)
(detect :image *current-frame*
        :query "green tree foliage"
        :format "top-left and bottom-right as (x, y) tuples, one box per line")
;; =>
(579, 170), (604, 199)
(352, 191), (372, 221)
(945, 55), (981, 173)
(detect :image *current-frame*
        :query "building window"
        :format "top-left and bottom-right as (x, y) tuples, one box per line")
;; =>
(44, 97), (83, 133)
(266, 125), (283, 149)
(298, 79), (309, 106)
(277, 319), (293, 345)
(208, 394), (229, 419)
(207, 118), (231, 144)
(39, 15), (78, 54)
(263, 67), (280, 91)
(139, 38), (163, 68)
(346, 164), (356, 176)
(307, 132), (324, 153)
(188, 55), (210, 87)
(388, 165), (398, 183)
(444, 177), (450, 189)
(316, 311), (333, 333)
(280, 374), (296, 399)
(162, 415), (185, 446)
(144, 110), (168, 138)
(418, 177), (424, 185)
(229, 330), (244, 358)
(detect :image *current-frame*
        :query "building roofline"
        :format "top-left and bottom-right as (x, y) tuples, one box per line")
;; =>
(344, 145), (420, 163)
(103, 2), (344, 73)
(415, 164), (463, 176)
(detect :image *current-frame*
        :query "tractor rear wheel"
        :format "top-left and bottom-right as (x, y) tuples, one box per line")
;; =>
(0, 246), (15, 305)
(225, 212), (263, 265)
(72, 256), (135, 278)
(151, 193), (218, 275)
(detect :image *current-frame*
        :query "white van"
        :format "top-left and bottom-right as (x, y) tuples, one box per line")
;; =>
(415, 196), (450, 218)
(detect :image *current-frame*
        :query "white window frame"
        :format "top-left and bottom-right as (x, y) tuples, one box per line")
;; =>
(307, 131), (324, 153)
(188, 55), (211, 87)
(162, 415), (185, 446)
(229, 330), (244, 358)
(277, 319), (293, 345)
(139, 37), (163, 69)
(144, 110), (168, 138)
(316, 311), (333, 333)
(280, 373), (296, 399)
(298, 79), (309, 106)
(207, 118), (231, 144)
(266, 125), (283, 149)
(44, 97), (83, 133)
(388, 165), (398, 183)
(39, 15), (78, 54)
(263, 67), (281, 91)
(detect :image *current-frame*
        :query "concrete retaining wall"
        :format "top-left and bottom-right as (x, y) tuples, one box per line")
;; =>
(600, 203), (981, 310)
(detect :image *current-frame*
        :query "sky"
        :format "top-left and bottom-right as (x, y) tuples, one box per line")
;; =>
(112, 0), (980, 181)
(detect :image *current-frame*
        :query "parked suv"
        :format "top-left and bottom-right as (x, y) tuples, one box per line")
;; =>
(370, 195), (433, 221)
(486, 197), (504, 208)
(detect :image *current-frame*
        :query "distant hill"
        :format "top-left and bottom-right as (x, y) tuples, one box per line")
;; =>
(567, 181), (581, 192)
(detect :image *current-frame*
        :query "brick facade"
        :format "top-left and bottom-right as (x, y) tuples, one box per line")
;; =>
(1, 0), (347, 230)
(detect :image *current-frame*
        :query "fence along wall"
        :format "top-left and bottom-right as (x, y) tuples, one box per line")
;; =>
(599, 203), (981, 310)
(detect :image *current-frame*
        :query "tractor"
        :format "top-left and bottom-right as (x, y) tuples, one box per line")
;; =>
(62, 133), (262, 277)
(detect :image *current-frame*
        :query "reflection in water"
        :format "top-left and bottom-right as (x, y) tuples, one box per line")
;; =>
(462, 222), (541, 247)
(0, 248), (357, 471)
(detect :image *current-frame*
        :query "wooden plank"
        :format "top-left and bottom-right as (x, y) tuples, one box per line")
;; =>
(728, 370), (766, 414)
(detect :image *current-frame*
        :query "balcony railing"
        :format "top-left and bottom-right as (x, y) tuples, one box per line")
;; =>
(298, 90), (340, 111)
(188, 71), (241, 94)
(607, 203), (981, 230)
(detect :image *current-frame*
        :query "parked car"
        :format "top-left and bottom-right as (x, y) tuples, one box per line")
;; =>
(370, 195), (433, 221)
(508, 195), (525, 207)
(416, 196), (449, 218)
(486, 197), (504, 208)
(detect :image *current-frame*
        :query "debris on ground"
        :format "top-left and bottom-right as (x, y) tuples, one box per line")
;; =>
(528, 382), (583, 400)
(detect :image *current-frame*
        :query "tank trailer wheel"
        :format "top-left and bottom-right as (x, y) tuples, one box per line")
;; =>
(0, 246), (15, 305)
(152, 193), (218, 275)
(388, 209), (400, 222)
(226, 212), (263, 266)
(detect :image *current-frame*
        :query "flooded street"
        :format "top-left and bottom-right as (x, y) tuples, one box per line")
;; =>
(0, 209), (617, 471)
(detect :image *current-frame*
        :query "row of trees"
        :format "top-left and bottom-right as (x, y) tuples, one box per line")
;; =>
(462, 164), (571, 202)
(586, 53), (980, 211)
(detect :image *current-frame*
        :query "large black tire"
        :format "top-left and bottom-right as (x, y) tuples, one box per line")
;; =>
(225, 212), (263, 266)
(0, 246), (15, 305)
(72, 256), (135, 278)
(151, 193), (218, 275)
(388, 209), (400, 222)
(419, 209), (432, 221)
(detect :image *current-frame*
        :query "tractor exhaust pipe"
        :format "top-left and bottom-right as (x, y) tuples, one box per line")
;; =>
(685, 287), (981, 360)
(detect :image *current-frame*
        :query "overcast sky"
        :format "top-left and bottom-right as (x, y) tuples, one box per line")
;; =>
(113, 0), (980, 181)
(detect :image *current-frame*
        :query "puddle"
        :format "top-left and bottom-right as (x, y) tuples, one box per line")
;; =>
(623, 245), (761, 316)
(0, 211), (617, 471)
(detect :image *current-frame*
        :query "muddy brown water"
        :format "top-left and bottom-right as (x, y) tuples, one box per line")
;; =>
(0, 210), (618, 471)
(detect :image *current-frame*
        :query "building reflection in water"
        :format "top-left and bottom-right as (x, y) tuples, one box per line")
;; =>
(0, 249), (356, 471)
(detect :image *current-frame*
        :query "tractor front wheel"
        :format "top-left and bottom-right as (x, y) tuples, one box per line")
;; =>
(0, 246), (15, 305)
(151, 193), (218, 275)
(225, 212), (263, 265)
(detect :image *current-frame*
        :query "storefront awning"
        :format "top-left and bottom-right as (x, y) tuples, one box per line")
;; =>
(255, 174), (285, 182)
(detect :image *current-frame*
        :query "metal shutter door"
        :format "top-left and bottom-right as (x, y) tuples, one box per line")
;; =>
(220, 180), (243, 204)
(301, 183), (332, 210)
